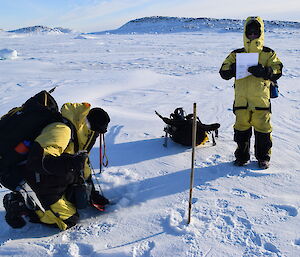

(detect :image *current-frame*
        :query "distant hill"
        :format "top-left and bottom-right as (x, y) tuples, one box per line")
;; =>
(8, 25), (73, 34)
(91, 16), (300, 34)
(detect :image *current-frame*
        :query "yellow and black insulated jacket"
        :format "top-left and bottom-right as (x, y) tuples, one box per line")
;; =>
(24, 103), (98, 230)
(219, 16), (283, 113)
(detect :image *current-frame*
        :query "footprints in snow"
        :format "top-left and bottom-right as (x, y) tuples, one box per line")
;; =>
(73, 222), (116, 238)
(51, 243), (94, 257)
(294, 238), (300, 246)
(101, 167), (140, 209)
(165, 198), (299, 256)
(260, 203), (299, 228)
(45, 222), (116, 257)
(165, 202), (268, 255)
(263, 242), (280, 254)
(132, 241), (155, 257)
(271, 204), (298, 217)
(197, 154), (222, 167)
(231, 188), (263, 200)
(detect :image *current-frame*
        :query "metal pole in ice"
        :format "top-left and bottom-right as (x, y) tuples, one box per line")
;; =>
(188, 102), (197, 224)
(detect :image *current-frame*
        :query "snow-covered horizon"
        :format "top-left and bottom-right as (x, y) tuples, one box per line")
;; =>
(0, 21), (299, 256)
(6, 25), (76, 35)
(92, 16), (300, 35)
(2, 16), (300, 35)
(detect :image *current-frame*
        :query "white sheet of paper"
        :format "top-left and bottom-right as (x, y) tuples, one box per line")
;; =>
(236, 53), (259, 79)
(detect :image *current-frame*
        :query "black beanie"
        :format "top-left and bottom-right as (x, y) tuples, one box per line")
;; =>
(86, 108), (110, 133)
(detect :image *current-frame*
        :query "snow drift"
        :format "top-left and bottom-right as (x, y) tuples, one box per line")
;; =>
(0, 48), (18, 60)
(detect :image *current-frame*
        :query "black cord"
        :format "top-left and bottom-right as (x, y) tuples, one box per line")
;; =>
(89, 161), (104, 195)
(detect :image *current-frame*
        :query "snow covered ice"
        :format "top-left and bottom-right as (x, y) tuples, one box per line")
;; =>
(0, 22), (299, 257)
(0, 48), (18, 60)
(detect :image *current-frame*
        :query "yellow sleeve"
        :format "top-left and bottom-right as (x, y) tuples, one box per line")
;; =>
(219, 51), (237, 80)
(35, 122), (71, 156)
(267, 51), (283, 78)
(221, 52), (236, 71)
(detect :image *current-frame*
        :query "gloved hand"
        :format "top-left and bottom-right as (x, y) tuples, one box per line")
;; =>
(248, 64), (271, 79)
(68, 151), (88, 175)
(42, 151), (88, 176)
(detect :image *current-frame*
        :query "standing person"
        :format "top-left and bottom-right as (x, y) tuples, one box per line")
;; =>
(2, 101), (110, 230)
(219, 16), (283, 169)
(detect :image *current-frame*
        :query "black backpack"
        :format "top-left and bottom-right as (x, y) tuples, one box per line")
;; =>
(0, 90), (65, 190)
(156, 107), (220, 146)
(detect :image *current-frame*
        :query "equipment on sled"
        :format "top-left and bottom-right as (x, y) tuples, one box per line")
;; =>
(155, 107), (220, 147)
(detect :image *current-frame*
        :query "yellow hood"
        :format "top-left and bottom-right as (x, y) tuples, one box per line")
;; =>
(243, 16), (264, 53)
(61, 102), (91, 130)
(61, 102), (96, 157)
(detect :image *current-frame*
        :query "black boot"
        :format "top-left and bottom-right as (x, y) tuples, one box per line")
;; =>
(258, 160), (270, 169)
(3, 191), (40, 228)
(254, 130), (272, 169)
(234, 128), (252, 166)
(3, 192), (28, 228)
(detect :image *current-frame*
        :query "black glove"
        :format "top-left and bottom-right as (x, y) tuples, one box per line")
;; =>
(248, 64), (271, 79)
(67, 151), (88, 175)
(90, 190), (109, 210)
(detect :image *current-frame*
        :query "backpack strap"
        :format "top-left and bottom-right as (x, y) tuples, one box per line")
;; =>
(83, 131), (99, 153)
(17, 182), (48, 212)
(62, 118), (79, 153)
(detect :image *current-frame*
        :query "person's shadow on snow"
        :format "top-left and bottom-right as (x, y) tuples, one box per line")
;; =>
(89, 124), (185, 167)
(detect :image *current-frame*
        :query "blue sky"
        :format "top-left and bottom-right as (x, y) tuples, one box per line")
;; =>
(0, 0), (299, 32)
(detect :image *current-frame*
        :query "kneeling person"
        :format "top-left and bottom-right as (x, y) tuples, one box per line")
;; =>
(3, 103), (110, 230)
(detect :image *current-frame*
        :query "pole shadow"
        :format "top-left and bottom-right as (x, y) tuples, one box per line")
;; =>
(103, 161), (270, 207)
